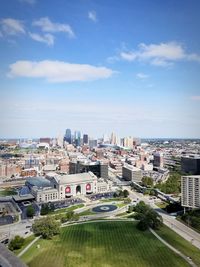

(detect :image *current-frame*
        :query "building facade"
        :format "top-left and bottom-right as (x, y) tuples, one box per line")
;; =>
(181, 175), (200, 209)
(26, 172), (112, 203)
(181, 156), (200, 175)
(69, 160), (108, 179)
(122, 164), (142, 183)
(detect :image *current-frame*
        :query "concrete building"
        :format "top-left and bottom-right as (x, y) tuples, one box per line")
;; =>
(47, 172), (97, 199)
(181, 155), (200, 175)
(25, 172), (112, 203)
(153, 152), (164, 168)
(122, 164), (142, 183)
(181, 175), (200, 209)
(97, 178), (112, 193)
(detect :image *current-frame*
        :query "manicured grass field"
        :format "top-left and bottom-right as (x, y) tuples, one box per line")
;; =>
(155, 224), (200, 266)
(21, 221), (190, 267)
(53, 204), (84, 215)
(13, 235), (36, 255)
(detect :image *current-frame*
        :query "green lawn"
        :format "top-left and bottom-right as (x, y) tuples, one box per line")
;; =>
(155, 224), (200, 266)
(0, 189), (18, 196)
(12, 235), (36, 255)
(77, 209), (95, 216)
(21, 221), (190, 267)
(53, 204), (84, 215)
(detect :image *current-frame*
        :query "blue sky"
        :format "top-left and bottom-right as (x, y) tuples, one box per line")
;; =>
(0, 0), (200, 139)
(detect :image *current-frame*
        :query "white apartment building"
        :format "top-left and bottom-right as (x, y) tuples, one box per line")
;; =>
(181, 175), (200, 209)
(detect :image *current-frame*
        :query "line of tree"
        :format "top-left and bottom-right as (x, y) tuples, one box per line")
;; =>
(113, 189), (129, 198)
(141, 176), (153, 188)
(133, 201), (163, 231)
(60, 211), (79, 223)
(40, 203), (55, 215)
(181, 209), (200, 232)
(32, 217), (61, 239)
(155, 172), (181, 194)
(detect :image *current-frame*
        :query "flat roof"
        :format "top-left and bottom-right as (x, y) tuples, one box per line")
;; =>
(55, 172), (97, 184)
(13, 194), (35, 202)
(123, 164), (141, 171)
(26, 177), (52, 188)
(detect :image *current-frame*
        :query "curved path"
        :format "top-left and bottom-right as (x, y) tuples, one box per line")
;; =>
(18, 235), (41, 257)
(150, 228), (197, 267)
(61, 219), (196, 267)
(18, 218), (197, 267)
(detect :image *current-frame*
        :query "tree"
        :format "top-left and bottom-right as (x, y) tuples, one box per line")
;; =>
(32, 217), (61, 239)
(123, 189), (129, 198)
(155, 173), (181, 194)
(26, 205), (35, 218)
(8, 235), (25, 251)
(134, 201), (163, 231)
(40, 203), (50, 215)
(61, 211), (80, 223)
(142, 177), (153, 188)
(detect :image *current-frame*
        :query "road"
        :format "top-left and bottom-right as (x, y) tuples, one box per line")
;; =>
(0, 219), (33, 239)
(123, 185), (200, 250)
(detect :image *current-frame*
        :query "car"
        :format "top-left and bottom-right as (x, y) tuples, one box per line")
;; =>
(26, 225), (31, 228)
(25, 232), (29, 234)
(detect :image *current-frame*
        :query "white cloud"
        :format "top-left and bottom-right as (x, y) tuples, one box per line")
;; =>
(191, 96), (200, 101)
(88, 11), (97, 22)
(18, 0), (36, 4)
(29, 32), (54, 46)
(120, 52), (137, 61)
(32, 17), (75, 38)
(119, 42), (200, 66)
(0, 18), (25, 35)
(136, 73), (149, 79)
(8, 60), (114, 82)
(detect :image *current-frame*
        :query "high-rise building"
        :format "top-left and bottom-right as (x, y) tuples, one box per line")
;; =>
(74, 131), (81, 146)
(181, 175), (200, 209)
(83, 134), (89, 144)
(181, 156), (200, 175)
(110, 132), (117, 145)
(64, 129), (72, 144)
(123, 136), (133, 149)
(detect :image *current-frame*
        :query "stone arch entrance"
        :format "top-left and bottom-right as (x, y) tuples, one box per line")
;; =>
(76, 185), (81, 195)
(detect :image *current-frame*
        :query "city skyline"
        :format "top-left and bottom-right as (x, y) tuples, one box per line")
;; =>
(0, 0), (200, 138)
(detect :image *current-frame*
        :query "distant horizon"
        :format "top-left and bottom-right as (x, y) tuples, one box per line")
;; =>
(1, 136), (200, 141)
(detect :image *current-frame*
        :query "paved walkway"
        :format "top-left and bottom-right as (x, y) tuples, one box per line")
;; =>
(18, 235), (41, 257)
(150, 228), (197, 267)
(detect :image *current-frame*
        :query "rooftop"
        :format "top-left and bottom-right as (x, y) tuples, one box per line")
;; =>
(52, 172), (97, 184)
(25, 177), (52, 188)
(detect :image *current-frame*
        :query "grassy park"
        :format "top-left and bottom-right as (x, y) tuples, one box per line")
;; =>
(155, 224), (200, 266)
(21, 221), (190, 267)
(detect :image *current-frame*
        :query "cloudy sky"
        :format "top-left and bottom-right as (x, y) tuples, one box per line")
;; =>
(0, 0), (200, 139)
